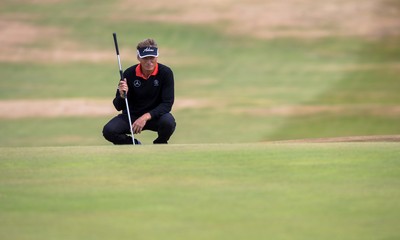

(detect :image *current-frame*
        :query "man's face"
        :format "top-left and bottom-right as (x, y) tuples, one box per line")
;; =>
(138, 56), (158, 72)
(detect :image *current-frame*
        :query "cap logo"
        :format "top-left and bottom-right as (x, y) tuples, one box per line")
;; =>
(137, 47), (159, 58)
(143, 47), (154, 52)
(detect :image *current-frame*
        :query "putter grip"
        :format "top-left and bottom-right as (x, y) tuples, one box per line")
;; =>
(113, 33), (120, 55)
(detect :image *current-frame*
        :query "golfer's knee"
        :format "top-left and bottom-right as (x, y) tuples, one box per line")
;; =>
(160, 114), (176, 133)
(102, 124), (114, 141)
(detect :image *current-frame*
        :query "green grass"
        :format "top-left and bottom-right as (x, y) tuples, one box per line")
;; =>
(0, 117), (110, 147)
(268, 114), (400, 141)
(0, 143), (399, 240)
(1, 2), (399, 240)
(0, 63), (117, 99)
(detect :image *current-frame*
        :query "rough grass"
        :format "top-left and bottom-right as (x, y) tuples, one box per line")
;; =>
(0, 143), (399, 240)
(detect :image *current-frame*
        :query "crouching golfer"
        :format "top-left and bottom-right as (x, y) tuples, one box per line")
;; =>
(103, 38), (176, 144)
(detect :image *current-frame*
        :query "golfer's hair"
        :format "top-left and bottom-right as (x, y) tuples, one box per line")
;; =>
(136, 38), (158, 49)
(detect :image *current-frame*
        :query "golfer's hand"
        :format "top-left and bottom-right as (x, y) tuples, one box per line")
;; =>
(132, 113), (151, 134)
(118, 79), (128, 98)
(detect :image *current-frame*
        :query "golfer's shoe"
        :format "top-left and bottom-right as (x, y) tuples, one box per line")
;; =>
(134, 139), (142, 145)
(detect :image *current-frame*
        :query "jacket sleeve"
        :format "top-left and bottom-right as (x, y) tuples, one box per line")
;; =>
(149, 69), (174, 119)
(112, 89), (125, 111)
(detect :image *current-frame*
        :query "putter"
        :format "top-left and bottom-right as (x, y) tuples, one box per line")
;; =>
(113, 32), (135, 145)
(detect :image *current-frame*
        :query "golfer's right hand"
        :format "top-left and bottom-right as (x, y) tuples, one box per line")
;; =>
(118, 79), (128, 98)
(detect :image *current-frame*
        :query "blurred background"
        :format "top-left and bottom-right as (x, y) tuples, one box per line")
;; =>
(0, 0), (399, 146)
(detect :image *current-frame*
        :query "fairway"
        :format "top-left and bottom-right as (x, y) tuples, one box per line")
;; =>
(1, 143), (399, 240)
(1, 0), (400, 146)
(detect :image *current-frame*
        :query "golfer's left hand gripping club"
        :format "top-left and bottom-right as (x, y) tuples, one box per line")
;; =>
(113, 33), (126, 98)
(113, 32), (135, 145)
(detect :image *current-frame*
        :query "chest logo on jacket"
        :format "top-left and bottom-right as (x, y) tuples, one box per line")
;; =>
(134, 79), (141, 88)
(153, 79), (160, 87)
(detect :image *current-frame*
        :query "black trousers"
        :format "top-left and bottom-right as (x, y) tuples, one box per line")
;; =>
(103, 113), (176, 144)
